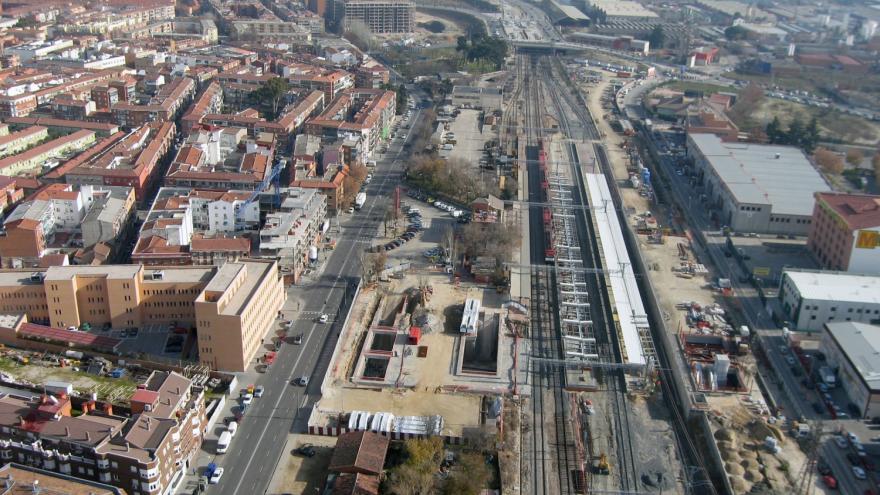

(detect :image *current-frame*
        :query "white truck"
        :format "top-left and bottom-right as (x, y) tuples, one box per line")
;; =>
(216, 431), (231, 454)
(355, 192), (367, 210)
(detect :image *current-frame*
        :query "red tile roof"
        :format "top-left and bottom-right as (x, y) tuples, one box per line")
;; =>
(816, 192), (880, 230)
(18, 322), (121, 351)
(328, 431), (389, 475)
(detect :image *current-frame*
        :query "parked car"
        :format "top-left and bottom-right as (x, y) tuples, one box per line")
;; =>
(295, 444), (317, 457)
(254, 385), (264, 398)
(853, 466), (867, 480)
(822, 475), (837, 489)
(209, 467), (225, 484)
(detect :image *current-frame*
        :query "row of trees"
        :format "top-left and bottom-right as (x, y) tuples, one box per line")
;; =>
(765, 116), (821, 152)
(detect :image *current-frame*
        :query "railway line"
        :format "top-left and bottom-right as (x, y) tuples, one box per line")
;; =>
(522, 56), (581, 495)
(539, 57), (640, 492)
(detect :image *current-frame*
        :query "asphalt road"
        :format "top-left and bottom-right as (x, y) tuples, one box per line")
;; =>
(208, 100), (425, 495)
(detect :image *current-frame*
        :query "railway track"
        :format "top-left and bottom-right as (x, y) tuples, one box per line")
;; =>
(520, 55), (580, 495)
(539, 57), (640, 491)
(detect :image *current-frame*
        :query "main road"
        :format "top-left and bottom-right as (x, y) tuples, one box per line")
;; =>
(209, 94), (426, 495)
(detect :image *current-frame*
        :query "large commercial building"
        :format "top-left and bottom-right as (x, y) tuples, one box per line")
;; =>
(0, 370), (205, 495)
(686, 133), (831, 235)
(0, 263), (284, 371)
(341, 0), (414, 33)
(808, 192), (880, 275)
(779, 269), (880, 331)
(820, 322), (880, 418)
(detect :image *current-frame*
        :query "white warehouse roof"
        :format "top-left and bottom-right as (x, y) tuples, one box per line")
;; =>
(689, 134), (831, 216)
(826, 322), (880, 392)
(785, 269), (880, 305)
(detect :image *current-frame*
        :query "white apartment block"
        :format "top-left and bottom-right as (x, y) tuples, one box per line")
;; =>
(780, 269), (880, 331)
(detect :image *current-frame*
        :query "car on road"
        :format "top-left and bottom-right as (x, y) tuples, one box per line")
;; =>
(296, 376), (309, 386)
(848, 432), (861, 444)
(241, 393), (253, 406)
(254, 386), (264, 398)
(847, 452), (862, 465)
(318, 313), (329, 323)
(853, 466), (867, 480)
(295, 444), (317, 457)
(785, 356), (796, 366)
(835, 436), (849, 449)
(347, 207), (355, 214)
(819, 383), (829, 393)
(818, 459), (832, 476)
(822, 475), (837, 489)
(293, 334), (303, 345)
(209, 467), (224, 484)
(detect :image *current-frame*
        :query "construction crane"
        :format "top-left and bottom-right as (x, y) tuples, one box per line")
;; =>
(235, 155), (285, 226)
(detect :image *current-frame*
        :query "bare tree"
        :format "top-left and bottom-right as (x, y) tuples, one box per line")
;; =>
(813, 148), (844, 174)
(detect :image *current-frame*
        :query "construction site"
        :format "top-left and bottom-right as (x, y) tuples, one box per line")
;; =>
(308, 271), (520, 442)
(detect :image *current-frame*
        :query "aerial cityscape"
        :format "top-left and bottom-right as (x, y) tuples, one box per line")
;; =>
(0, 0), (875, 493)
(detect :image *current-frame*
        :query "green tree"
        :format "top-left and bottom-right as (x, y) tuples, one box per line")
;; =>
(249, 77), (290, 119)
(648, 25), (666, 49)
(724, 25), (749, 40)
(802, 117), (820, 153)
(765, 116), (784, 144)
(785, 116), (805, 146)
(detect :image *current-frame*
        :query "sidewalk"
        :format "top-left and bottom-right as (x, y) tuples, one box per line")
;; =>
(174, 291), (304, 495)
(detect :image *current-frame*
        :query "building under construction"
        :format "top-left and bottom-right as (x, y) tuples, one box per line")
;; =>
(341, 0), (414, 33)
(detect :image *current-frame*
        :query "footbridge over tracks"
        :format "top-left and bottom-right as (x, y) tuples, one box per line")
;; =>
(511, 39), (591, 54)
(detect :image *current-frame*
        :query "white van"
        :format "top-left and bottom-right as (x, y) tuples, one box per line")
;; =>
(226, 421), (238, 437)
(216, 431), (231, 454)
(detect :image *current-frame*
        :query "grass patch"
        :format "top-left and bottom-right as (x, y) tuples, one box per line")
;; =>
(0, 357), (21, 373)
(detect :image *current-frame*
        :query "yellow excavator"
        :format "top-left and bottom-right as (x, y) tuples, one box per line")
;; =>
(595, 453), (610, 475)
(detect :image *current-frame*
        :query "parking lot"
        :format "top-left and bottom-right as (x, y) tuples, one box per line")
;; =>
(365, 188), (470, 272)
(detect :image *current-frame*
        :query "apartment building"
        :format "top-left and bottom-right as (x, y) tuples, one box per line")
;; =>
(305, 88), (394, 158)
(258, 187), (327, 282)
(282, 63), (354, 102)
(0, 126), (48, 158)
(0, 130), (96, 177)
(0, 184), (135, 267)
(131, 187), (258, 265)
(198, 90), (324, 148)
(341, 0), (415, 33)
(62, 122), (176, 202)
(0, 369), (204, 495)
(111, 77), (195, 128)
(0, 463), (125, 494)
(6, 117), (120, 138)
(0, 176), (27, 213)
(180, 82), (224, 133)
(808, 192), (880, 275)
(343, 0), (416, 34)
(229, 20), (313, 43)
(164, 128), (275, 191)
(0, 262), (284, 370)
